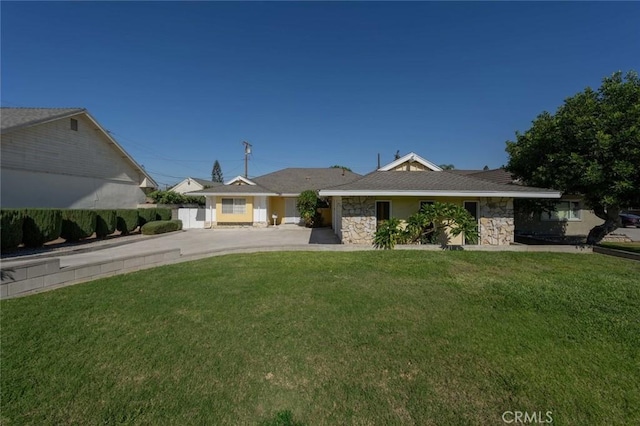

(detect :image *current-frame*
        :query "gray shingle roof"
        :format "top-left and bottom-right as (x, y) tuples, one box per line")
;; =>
(465, 169), (517, 185)
(1, 107), (86, 132)
(187, 182), (276, 196)
(252, 168), (362, 194)
(190, 178), (221, 187)
(320, 171), (558, 195)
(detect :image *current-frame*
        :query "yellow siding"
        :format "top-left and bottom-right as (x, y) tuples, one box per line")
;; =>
(391, 161), (431, 171)
(319, 207), (332, 227)
(216, 196), (253, 223)
(268, 196), (286, 225)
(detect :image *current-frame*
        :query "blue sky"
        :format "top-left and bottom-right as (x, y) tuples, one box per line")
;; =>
(2, 1), (639, 188)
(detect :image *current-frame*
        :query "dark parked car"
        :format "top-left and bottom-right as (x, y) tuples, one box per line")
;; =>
(620, 213), (640, 227)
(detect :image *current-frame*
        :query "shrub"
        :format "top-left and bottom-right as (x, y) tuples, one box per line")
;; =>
(141, 220), (183, 235)
(22, 209), (63, 247)
(116, 209), (139, 235)
(1, 209), (25, 251)
(148, 190), (206, 206)
(60, 210), (97, 242)
(137, 208), (158, 227)
(373, 218), (405, 250)
(296, 190), (321, 227)
(95, 210), (117, 238)
(372, 202), (479, 250)
(156, 208), (172, 221)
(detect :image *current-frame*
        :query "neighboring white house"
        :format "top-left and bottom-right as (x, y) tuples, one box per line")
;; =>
(170, 177), (219, 195)
(0, 107), (157, 209)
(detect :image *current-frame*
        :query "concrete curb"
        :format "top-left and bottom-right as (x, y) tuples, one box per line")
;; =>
(1, 243), (597, 299)
(0, 232), (179, 263)
(593, 246), (640, 261)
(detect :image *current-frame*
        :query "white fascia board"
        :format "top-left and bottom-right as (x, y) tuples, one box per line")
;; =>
(378, 152), (443, 171)
(225, 175), (256, 185)
(279, 193), (301, 197)
(318, 190), (562, 198)
(186, 191), (276, 197)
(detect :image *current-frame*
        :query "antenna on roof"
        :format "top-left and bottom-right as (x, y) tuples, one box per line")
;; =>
(377, 153), (380, 169)
(394, 150), (400, 160)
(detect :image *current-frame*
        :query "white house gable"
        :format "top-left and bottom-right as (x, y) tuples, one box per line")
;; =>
(378, 152), (443, 172)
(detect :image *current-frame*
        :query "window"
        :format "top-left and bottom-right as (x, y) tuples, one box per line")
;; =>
(541, 201), (581, 221)
(70, 118), (78, 131)
(221, 198), (246, 214)
(419, 200), (434, 211)
(375, 201), (391, 229)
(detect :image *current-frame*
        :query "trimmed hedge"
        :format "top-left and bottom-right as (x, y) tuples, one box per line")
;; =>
(61, 210), (97, 242)
(116, 209), (139, 235)
(23, 209), (63, 247)
(1, 209), (25, 251)
(95, 210), (117, 238)
(157, 208), (172, 221)
(141, 220), (183, 235)
(137, 208), (158, 227)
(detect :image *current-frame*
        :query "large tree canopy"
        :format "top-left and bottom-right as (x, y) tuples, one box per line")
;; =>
(506, 71), (640, 244)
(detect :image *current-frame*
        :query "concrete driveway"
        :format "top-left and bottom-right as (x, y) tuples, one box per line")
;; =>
(55, 226), (340, 268)
(618, 226), (640, 241)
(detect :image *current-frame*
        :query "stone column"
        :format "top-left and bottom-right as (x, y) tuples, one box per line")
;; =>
(341, 197), (376, 244)
(479, 198), (515, 245)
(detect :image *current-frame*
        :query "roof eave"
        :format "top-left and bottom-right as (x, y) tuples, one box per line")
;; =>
(0, 108), (86, 134)
(318, 190), (562, 198)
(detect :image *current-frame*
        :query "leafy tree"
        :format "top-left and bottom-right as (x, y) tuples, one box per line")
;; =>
(506, 71), (640, 244)
(330, 165), (352, 172)
(483, 165), (490, 171)
(296, 190), (322, 227)
(373, 202), (478, 249)
(438, 164), (455, 170)
(211, 160), (224, 183)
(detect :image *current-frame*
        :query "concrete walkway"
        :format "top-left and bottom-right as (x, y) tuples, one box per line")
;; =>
(1, 226), (596, 299)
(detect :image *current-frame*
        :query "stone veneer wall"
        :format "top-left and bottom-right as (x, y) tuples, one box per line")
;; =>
(341, 197), (376, 244)
(479, 198), (515, 245)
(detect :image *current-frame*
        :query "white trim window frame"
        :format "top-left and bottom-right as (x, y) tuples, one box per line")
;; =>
(221, 198), (247, 215)
(541, 200), (581, 222)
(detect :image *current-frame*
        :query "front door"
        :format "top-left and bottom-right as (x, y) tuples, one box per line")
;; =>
(376, 201), (391, 229)
(284, 198), (301, 224)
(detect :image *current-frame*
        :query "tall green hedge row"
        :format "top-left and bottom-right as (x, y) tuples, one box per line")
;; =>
(116, 209), (140, 235)
(157, 208), (172, 221)
(138, 208), (171, 226)
(61, 210), (97, 242)
(1, 209), (25, 251)
(137, 208), (157, 227)
(95, 210), (117, 238)
(23, 209), (63, 248)
(0, 208), (167, 249)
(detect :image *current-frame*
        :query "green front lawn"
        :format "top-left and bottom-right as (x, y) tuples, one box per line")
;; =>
(2, 252), (639, 425)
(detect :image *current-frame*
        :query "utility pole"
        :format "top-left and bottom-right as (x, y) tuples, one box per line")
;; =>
(243, 141), (252, 178)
